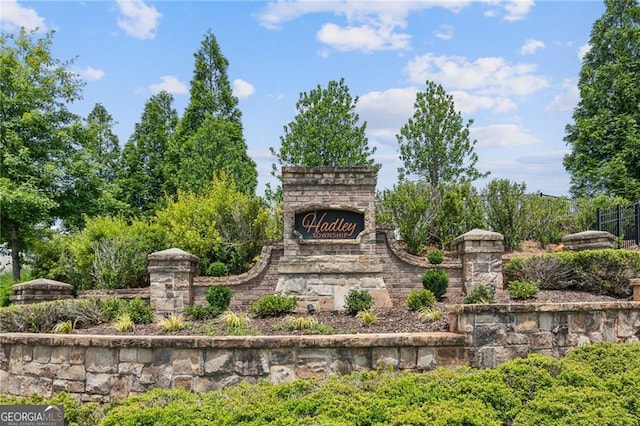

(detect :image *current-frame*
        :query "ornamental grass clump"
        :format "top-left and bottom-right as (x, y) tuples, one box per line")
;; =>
(158, 314), (185, 332)
(356, 310), (377, 326)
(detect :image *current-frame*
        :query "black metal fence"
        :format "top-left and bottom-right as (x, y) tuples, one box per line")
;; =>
(597, 203), (640, 249)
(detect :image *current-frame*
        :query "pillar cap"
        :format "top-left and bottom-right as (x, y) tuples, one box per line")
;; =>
(452, 229), (503, 244)
(148, 248), (199, 262)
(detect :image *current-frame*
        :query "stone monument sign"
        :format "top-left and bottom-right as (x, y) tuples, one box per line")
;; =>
(275, 166), (392, 311)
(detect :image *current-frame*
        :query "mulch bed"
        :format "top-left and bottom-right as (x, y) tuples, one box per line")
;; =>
(74, 289), (626, 337)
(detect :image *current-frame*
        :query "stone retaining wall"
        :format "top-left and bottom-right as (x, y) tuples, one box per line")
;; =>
(0, 332), (468, 403)
(448, 301), (640, 368)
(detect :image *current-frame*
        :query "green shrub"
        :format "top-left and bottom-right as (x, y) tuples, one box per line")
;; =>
(205, 261), (229, 277)
(0, 298), (104, 333)
(406, 289), (436, 311)
(205, 286), (232, 311)
(482, 178), (528, 251)
(507, 280), (539, 300)
(422, 269), (449, 300)
(125, 296), (154, 324)
(524, 194), (573, 247)
(250, 294), (297, 317)
(427, 249), (444, 265)
(433, 182), (486, 249)
(504, 250), (640, 297)
(464, 284), (495, 304)
(344, 289), (373, 316)
(184, 304), (220, 320)
(98, 298), (128, 322)
(0, 276), (13, 307)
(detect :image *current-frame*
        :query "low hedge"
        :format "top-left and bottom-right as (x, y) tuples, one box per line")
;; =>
(503, 249), (640, 297)
(4, 342), (640, 425)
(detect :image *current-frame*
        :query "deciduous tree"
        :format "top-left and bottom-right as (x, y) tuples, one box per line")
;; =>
(0, 29), (84, 279)
(564, 0), (640, 199)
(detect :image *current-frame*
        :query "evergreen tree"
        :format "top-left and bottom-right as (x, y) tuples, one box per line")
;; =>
(119, 91), (178, 217)
(397, 80), (487, 186)
(165, 30), (256, 195)
(564, 0), (640, 199)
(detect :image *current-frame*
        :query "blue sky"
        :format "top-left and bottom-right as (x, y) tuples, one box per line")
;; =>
(1, 0), (606, 196)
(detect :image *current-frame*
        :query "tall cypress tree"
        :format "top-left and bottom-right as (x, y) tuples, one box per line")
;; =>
(165, 30), (257, 195)
(119, 91), (178, 217)
(564, 0), (640, 199)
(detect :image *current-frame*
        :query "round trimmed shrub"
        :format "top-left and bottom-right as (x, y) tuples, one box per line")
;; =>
(406, 289), (436, 311)
(205, 286), (232, 311)
(206, 261), (229, 277)
(427, 249), (444, 265)
(422, 269), (449, 299)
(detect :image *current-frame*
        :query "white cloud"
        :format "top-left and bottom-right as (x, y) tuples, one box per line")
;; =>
(545, 78), (579, 113)
(578, 43), (591, 61)
(504, 0), (535, 22)
(405, 54), (549, 97)
(317, 23), (410, 52)
(483, 0), (535, 22)
(148, 76), (187, 95)
(116, 0), (161, 39)
(520, 38), (545, 55)
(77, 67), (105, 81)
(450, 91), (517, 114)
(434, 24), (454, 40)
(233, 79), (255, 99)
(0, 0), (46, 32)
(472, 123), (540, 148)
(358, 87), (418, 145)
(257, 1), (470, 52)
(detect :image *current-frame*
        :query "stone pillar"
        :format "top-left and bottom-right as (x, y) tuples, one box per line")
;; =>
(148, 248), (199, 316)
(452, 229), (504, 295)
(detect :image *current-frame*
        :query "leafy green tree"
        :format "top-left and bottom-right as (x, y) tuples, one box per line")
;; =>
(376, 180), (439, 254)
(434, 182), (486, 248)
(271, 78), (377, 171)
(118, 91), (178, 217)
(397, 80), (487, 186)
(564, 0), (640, 199)
(0, 29), (84, 279)
(165, 30), (256, 195)
(155, 173), (271, 274)
(482, 179), (528, 251)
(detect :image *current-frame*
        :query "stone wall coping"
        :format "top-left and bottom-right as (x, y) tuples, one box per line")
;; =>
(447, 300), (640, 314)
(11, 279), (72, 291)
(148, 248), (200, 262)
(282, 166), (379, 174)
(561, 230), (615, 241)
(0, 331), (468, 349)
(451, 229), (504, 244)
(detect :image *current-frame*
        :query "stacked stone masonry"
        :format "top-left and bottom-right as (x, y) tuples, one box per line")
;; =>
(0, 332), (468, 402)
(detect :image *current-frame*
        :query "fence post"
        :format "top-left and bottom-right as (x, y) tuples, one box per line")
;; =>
(616, 204), (621, 238)
(636, 204), (640, 246)
(596, 207), (601, 231)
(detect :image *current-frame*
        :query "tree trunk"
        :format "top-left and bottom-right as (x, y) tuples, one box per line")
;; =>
(10, 222), (21, 281)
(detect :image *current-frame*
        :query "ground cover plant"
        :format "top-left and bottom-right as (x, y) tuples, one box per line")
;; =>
(2, 342), (640, 425)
